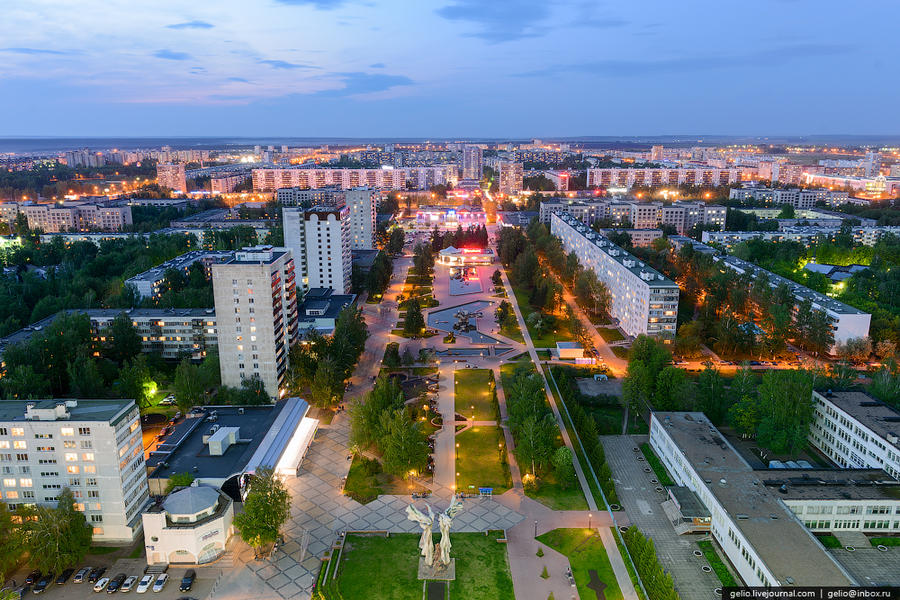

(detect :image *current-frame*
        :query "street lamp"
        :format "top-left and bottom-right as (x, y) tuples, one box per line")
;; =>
(588, 513), (592, 530)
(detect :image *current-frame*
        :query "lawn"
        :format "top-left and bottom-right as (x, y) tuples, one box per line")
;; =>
(640, 443), (675, 487)
(343, 455), (425, 504)
(818, 534), (843, 548)
(597, 326), (625, 343)
(536, 528), (623, 600)
(697, 540), (738, 587)
(611, 346), (630, 360)
(510, 283), (575, 347)
(456, 426), (511, 494)
(330, 533), (514, 600)
(525, 471), (589, 511)
(454, 368), (497, 421)
(870, 537), (900, 547)
(499, 316), (524, 343)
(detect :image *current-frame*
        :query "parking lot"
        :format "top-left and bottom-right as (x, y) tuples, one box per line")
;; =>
(6, 558), (216, 600)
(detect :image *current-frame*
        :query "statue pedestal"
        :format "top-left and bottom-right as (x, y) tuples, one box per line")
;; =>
(418, 558), (456, 581)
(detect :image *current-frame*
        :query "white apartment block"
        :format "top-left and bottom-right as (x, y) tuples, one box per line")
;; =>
(157, 163), (187, 193)
(341, 188), (377, 250)
(276, 187), (344, 207)
(540, 200), (725, 234)
(0, 399), (150, 543)
(715, 255), (870, 353)
(729, 187), (850, 209)
(283, 205), (352, 293)
(543, 171), (570, 191)
(498, 161), (523, 194)
(0, 202), (133, 233)
(702, 226), (900, 251)
(211, 246), (299, 397)
(252, 166), (456, 192)
(810, 391), (900, 481)
(587, 167), (747, 189)
(211, 175), (246, 194)
(461, 145), (483, 180)
(551, 213), (678, 338)
(649, 412), (856, 587)
(125, 250), (234, 299)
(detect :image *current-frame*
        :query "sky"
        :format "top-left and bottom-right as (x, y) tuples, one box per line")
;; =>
(1, 0), (898, 138)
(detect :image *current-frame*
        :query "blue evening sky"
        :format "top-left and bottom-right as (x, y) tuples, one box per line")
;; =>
(1, 0), (897, 137)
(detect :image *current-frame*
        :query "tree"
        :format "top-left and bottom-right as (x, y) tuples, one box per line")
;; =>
(233, 467), (291, 553)
(875, 340), (897, 360)
(755, 370), (815, 456)
(654, 366), (688, 411)
(67, 351), (105, 398)
(491, 270), (502, 286)
(1, 365), (49, 399)
(550, 446), (576, 489)
(310, 357), (342, 408)
(22, 488), (92, 574)
(383, 343), (401, 369)
(387, 228), (405, 255)
(104, 312), (142, 364)
(404, 299), (426, 336)
(116, 355), (156, 407)
(174, 359), (205, 410)
(836, 336), (872, 364)
(516, 414), (556, 475)
(0, 502), (19, 582)
(165, 472), (196, 494)
(380, 410), (430, 478)
(696, 363), (728, 424)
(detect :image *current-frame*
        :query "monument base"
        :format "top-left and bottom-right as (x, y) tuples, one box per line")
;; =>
(418, 557), (456, 581)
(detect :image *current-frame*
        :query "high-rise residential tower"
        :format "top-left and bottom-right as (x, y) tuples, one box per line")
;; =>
(282, 205), (352, 293)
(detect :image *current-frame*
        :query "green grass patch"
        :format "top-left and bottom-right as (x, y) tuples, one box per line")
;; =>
(128, 544), (144, 559)
(639, 443), (675, 487)
(509, 283), (575, 348)
(818, 534), (842, 548)
(88, 545), (119, 555)
(454, 368), (497, 421)
(330, 533), (514, 599)
(611, 346), (630, 360)
(499, 318), (524, 343)
(525, 471), (589, 511)
(870, 537), (900, 547)
(343, 455), (425, 504)
(597, 327), (625, 343)
(537, 349), (551, 360)
(697, 540), (738, 587)
(536, 529), (623, 600)
(456, 426), (511, 494)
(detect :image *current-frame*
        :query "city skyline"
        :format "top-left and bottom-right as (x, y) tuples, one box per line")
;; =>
(2, 0), (899, 137)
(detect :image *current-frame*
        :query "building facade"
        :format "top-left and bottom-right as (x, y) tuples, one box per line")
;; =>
(157, 163), (187, 193)
(142, 485), (234, 565)
(498, 162), (524, 195)
(587, 167), (747, 189)
(211, 246), (299, 397)
(0, 202), (133, 233)
(551, 213), (678, 338)
(252, 167), (456, 192)
(283, 205), (352, 293)
(540, 200), (725, 234)
(462, 145), (483, 180)
(729, 187), (850, 209)
(0, 399), (149, 543)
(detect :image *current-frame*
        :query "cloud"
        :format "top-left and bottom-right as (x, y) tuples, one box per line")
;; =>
(258, 59), (316, 69)
(166, 20), (214, 30)
(436, 0), (551, 42)
(369, 62), (385, 68)
(227, 77), (252, 83)
(1, 47), (76, 55)
(518, 43), (854, 77)
(154, 49), (192, 60)
(317, 71), (413, 97)
(273, 0), (351, 8)
(190, 67), (206, 74)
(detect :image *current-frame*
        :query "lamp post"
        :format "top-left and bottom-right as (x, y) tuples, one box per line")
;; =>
(588, 513), (592, 530)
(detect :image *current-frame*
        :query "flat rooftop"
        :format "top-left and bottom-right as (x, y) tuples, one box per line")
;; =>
(0, 398), (135, 424)
(762, 469), (900, 501)
(817, 391), (900, 451)
(555, 213), (678, 288)
(653, 411), (855, 587)
(125, 250), (234, 283)
(147, 400), (306, 482)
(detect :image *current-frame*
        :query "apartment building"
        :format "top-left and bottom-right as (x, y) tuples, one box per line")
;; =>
(551, 213), (678, 338)
(598, 229), (663, 247)
(342, 188), (377, 250)
(211, 246), (299, 397)
(125, 250), (235, 299)
(283, 205), (352, 293)
(0, 399), (150, 543)
(276, 187), (344, 207)
(587, 167), (747, 189)
(540, 200), (725, 234)
(498, 161), (524, 195)
(649, 411), (856, 587)
(461, 145), (484, 180)
(715, 255), (870, 353)
(702, 226), (900, 251)
(729, 187), (850, 209)
(157, 163), (187, 193)
(252, 166), (456, 192)
(543, 171), (570, 191)
(810, 390), (900, 481)
(0, 202), (133, 233)
(210, 175), (246, 194)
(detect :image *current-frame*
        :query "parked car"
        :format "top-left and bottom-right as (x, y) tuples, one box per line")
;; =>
(93, 578), (110, 593)
(159, 395), (176, 405)
(179, 570), (196, 592)
(56, 569), (75, 584)
(121, 576), (138, 593)
(152, 574), (168, 593)
(107, 574), (127, 593)
(88, 568), (106, 584)
(135, 576), (154, 594)
(74, 567), (93, 583)
(32, 574), (53, 594)
(24, 573), (40, 586)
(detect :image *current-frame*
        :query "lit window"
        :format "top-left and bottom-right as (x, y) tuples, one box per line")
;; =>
(64, 453), (78, 462)
(67, 466), (80, 474)
(60, 428), (74, 437)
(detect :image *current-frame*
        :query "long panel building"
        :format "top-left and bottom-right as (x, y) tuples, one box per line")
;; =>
(252, 166), (456, 192)
(0, 399), (150, 543)
(702, 226), (900, 250)
(540, 199), (725, 234)
(587, 166), (747, 189)
(551, 212), (678, 338)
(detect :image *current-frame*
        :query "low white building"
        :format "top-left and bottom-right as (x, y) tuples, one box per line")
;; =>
(142, 485), (234, 565)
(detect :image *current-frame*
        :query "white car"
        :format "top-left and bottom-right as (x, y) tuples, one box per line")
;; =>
(93, 578), (110, 593)
(121, 576), (138, 593)
(135, 576), (153, 594)
(151, 574), (168, 593)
